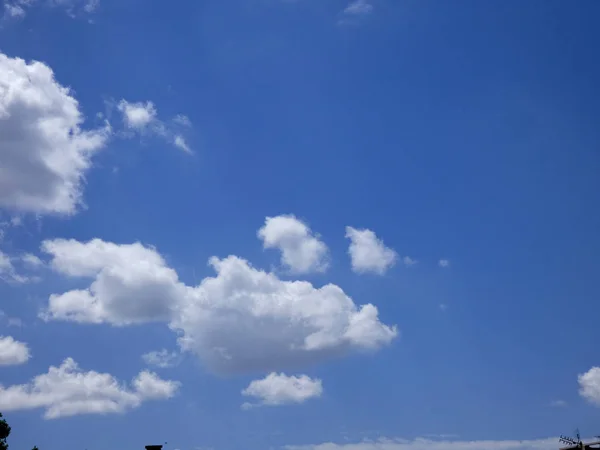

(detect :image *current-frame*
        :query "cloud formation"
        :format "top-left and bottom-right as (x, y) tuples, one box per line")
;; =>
(41, 238), (183, 325)
(0, 336), (30, 366)
(258, 215), (329, 274)
(0, 52), (110, 216)
(578, 367), (600, 406)
(286, 437), (558, 450)
(0, 358), (179, 419)
(142, 349), (179, 369)
(118, 100), (157, 130)
(3, 0), (98, 19)
(342, 0), (373, 16)
(40, 235), (397, 375)
(338, 0), (373, 25)
(116, 99), (192, 154)
(0, 249), (40, 283)
(345, 227), (397, 275)
(242, 373), (322, 409)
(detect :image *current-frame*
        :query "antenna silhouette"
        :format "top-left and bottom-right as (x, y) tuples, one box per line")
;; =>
(558, 429), (600, 450)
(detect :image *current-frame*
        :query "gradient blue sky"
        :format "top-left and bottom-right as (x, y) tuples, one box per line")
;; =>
(1, 1), (600, 450)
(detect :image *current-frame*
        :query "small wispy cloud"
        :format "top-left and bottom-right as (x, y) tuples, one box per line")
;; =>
(114, 99), (194, 154)
(0, 310), (23, 328)
(402, 256), (417, 267)
(0, 250), (41, 284)
(549, 400), (567, 407)
(338, 0), (373, 25)
(439, 259), (450, 268)
(3, 0), (99, 20)
(142, 349), (180, 369)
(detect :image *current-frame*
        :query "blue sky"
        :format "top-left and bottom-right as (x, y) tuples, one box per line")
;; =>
(0, 1), (600, 450)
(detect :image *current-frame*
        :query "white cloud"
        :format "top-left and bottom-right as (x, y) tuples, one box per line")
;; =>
(0, 249), (33, 283)
(173, 135), (192, 154)
(402, 256), (417, 267)
(3, 0), (99, 18)
(0, 250), (12, 272)
(258, 215), (329, 274)
(0, 358), (179, 419)
(116, 99), (193, 154)
(338, 0), (373, 25)
(4, 2), (25, 16)
(7, 317), (23, 327)
(21, 253), (44, 268)
(549, 400), (566, 407)
(40, 238), (184, 325)
(117, 100), (157, 130)
(439, 304), (448, 312)
(343, 0), (373, 16)
(345, 227), (397, 275)
(286, 437), (558, 450)
(0, 311), (24, 328)
(173, 114), (192, 127)
(174, 256), (397, 374)
(0, 336), (30, 366)
(142, 349), (179, 369)
(439, 259), (450, 268)
(242, 373), (322, 409)
(41, 236), (398, 374)
(578, 367), (600, 406)
(0, 52), (110, 216)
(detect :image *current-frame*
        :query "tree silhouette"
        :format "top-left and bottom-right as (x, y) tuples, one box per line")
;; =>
(0, 412), (10, 450)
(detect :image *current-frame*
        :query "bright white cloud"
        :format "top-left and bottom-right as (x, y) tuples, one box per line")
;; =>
(0, 52), (110, 216)
(0, 336), (30, 366)
(41, 237), (398, 374)
(117, 100), (157, 130)
(173, 135), (192, 154)
(116, 99), (193, 154)
(174, 256), (397, 374)
(286, 437), (558, 450)
(142, 349), (179, 369)
(0, 358), (179, 419)
(578, 367), (600, 406)
(242, 373), (322, 409)
(40, 238), (184, 325)
(258, 215), (329, 274)
(439, 259), (450, 268)
(345, 227), (397, 275)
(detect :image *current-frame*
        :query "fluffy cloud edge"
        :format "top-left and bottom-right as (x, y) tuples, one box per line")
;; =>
(242, 373), (323, 409)
(0, 51), (110, 216)
(39, 234), (398, 375)
(115, 99), (193, 154)
(345, 227), (397, 275)
(258, 214), (329, 274)
(0, 336), (30, 366)
(0, 357), (179, 419)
